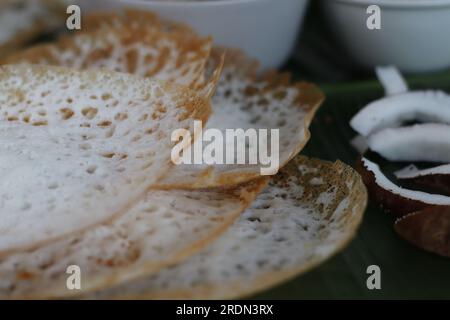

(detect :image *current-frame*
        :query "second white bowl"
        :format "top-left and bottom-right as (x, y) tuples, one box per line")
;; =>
(322, 0), (450, 73)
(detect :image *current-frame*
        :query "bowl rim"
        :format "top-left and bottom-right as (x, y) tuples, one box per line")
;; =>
(116, 0), (277, 8)
(331, 0), (450, 8)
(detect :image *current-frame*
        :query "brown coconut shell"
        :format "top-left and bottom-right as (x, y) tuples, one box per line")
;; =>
(395, 207), (450, 257)
(356, 157), (441, 217)
(400, 174), (450, 196)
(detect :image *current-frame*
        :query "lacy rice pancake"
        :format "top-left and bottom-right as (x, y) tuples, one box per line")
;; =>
(6, 16), (324, 187)
(0, 9), (340, 300)
(0, 179), (267, 299)
(88, 156), (367, 300)
(4, 10), (212, 90)
(0, 64), (210, 255)
(157, 49), (324, 188)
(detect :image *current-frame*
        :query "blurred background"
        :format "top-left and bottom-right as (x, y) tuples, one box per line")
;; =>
(5, 0), (450, 82)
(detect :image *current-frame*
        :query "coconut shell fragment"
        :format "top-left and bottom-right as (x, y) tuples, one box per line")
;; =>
(395, 207), (450, 257)
(356, 157), (450, 217)
(395, 164), (450, 195)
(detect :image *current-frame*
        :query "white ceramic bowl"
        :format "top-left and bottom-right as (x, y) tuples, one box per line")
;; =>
(95, 0), (310, 69)
(321, 0), (450, 73)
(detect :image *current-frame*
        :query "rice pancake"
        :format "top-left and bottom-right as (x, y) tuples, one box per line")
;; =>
(0, 64), (210, 255)
(3, 12), (212, 90)
(6, 15), (323, 188)
(157, 49), (324, 188)
(88, 156), (367, 299)
(0, 178), (267, 299)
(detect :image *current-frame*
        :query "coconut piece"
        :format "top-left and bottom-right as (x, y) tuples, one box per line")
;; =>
(375, 66), (409, 96)
(367, 124), (450, 163)
(0, 178), (268, 299)
(395, 164), (450, 195)
(0, 0), (64, 58)
(350, 91), (450, 136)
(156, 49), (324, 189)
(395, 164), (450, 179)
(395, 164), (424, 179)
(395, 207), (450, 257)
(357, 157), (450, 216)
(3, 16), (212, 90)
(350, 135), (368, 154)
(0, 64), (211, 255)
(87, 156), (367, 300)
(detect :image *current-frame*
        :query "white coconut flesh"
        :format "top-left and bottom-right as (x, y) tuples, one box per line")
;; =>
(395, 164), (450, 179)
(350, 135), (368, 154)
(350, 91), (450, 136)
(367, 124), (450, 163)
(362, 158), (450, 206)
(375, 66), (409, 96)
